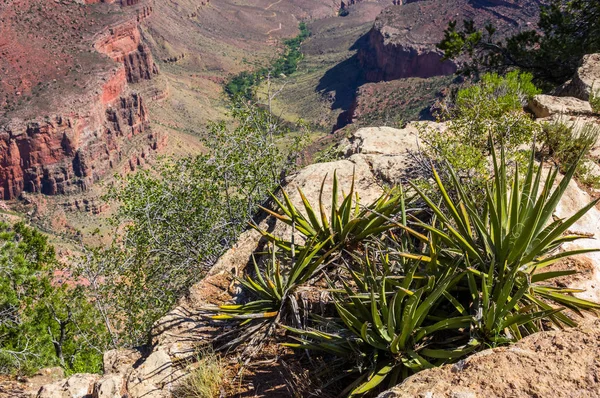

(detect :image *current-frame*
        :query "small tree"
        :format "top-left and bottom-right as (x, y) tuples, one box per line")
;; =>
(95, 101), (307, 346)
(437, 0), (600, 86)
(0, 223), (107, 374)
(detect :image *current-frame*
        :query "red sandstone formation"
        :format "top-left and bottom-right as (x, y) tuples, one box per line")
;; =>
(0, 65), (161, 200)
(358, 0), (542, 82)
(0, 0), (162, 200)
(95, 20), (159, 83)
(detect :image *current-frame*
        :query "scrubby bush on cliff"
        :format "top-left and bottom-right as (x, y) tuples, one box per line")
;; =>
(420, 71), (540, 195)
(0, 223), (107, 375)
(541, 119), (600, 188)
(88, 101), (307, 346)
(437, 0), (600, 86)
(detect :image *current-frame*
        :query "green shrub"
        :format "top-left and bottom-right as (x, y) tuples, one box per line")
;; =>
(541, 119), (600, 186)
(437, 0), (600, 85)
(225, 23), (310, 99)
(95, 101), (306, 347)
(212, 172), (408, 352)
(422, 71), (541, 195)
(0, 223), (107, 375)
(338, 8), (349, 17)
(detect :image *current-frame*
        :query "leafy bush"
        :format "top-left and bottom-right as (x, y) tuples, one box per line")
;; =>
(92, 102), (306, 346)
(213, 173), (407, 352)
(422, 71), (540, 192)
(255, 172), (406, 252)
(0, 223), (107, 375)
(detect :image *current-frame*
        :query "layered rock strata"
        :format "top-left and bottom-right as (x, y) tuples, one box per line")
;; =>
(0, 66), (160, 200)
(95, 19), (159, 84)
(0, 0), (161, 200)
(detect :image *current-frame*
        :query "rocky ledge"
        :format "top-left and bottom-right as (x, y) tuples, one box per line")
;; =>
(358, 0), (542, 82)
(31, 114), (600, 397)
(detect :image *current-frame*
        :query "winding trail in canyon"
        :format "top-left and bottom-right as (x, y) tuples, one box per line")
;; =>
(265, 0), (282, 11)
(264, 0), (283, 35)
(265, 22), (282, 35)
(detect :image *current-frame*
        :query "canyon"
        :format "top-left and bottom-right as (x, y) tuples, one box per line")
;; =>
(0, 0), (546, 202)
(2, 0), (600, 396)
(0, 0), (162, 200)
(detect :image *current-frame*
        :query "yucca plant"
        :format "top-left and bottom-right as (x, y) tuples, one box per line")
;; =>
(284, 248), (477, 396)
(214, 240), (334, 322)
(283, 144), (600, 397)
(253, 171), (407, 252)
(406, 143), (600, 332)
(211, 240), (338, 354)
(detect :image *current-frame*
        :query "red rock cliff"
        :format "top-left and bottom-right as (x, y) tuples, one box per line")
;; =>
(0, 66), (161, 200)
(95, 19), (159, 84)
(0, 0), (163, 200)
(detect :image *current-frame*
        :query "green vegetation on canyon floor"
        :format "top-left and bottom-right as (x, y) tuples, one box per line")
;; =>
(225, 23), (311, 100)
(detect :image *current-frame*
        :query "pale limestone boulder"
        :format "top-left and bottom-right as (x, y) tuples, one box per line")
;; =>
(529, 94), (593, 118)
(554, 179), (600, 302)
(378, 320), (600, 398)
(127, 350), (172, 398)
(340, 123), (446, 184)
(22, 368), (66, 397)
(556, 53), (600, 101)
(37, 374), (98, 398)
(102, 348), (142, 376)
(92, 374), (125, 398)
(36, 383), (69, 398)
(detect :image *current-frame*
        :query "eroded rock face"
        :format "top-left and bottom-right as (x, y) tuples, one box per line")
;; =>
(529, 94), (593, 118)
(37, 374), (99, 398)
(359, 0), (542, 82)
(0, 0), (161, 200)
(95, 20), (159, 84)
(556, 53), (600, 101)
(92, 374), (126, 398)
(0, 67), (161, 200)
(378, 320), (600, 398)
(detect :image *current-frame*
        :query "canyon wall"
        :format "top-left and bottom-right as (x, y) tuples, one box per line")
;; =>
(0, 0), (162, 200)
(95, 18), (159, 84)
(0, 66), (161, 200)
(358, 25), (457, 82)
(358, 0), (542, 83)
